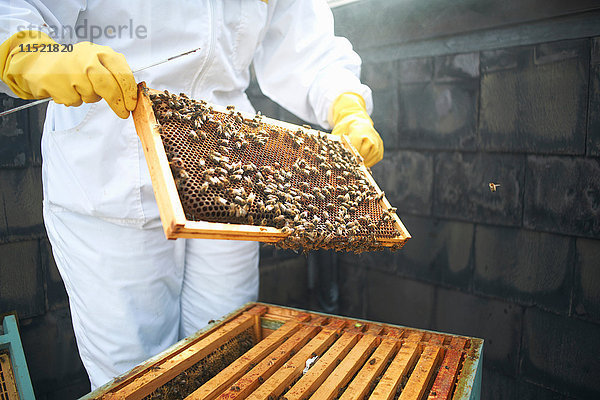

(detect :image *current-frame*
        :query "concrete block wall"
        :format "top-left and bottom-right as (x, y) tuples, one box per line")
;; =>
(0, 98), (90, 398)
(253, 3), (600, 399)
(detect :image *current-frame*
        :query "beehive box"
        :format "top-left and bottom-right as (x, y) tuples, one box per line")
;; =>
(0, 314), (35, 400)
(132, 83), (410, 253)
(83, 303), (483, 400)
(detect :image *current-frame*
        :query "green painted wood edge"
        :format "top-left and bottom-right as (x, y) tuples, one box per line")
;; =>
(453, 339), (484, 400)
(0, 314), (36, 400)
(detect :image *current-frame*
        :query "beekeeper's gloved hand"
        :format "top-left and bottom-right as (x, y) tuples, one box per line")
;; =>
(0, 31), (137, 119)
(329, 92), (384, 167)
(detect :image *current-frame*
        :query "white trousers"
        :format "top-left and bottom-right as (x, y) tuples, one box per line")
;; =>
(43, 204), (259, 389)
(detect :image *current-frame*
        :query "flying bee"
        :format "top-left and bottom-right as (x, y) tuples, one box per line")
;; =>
(226, 105), (235, 110)
(489, 182), (501, 192)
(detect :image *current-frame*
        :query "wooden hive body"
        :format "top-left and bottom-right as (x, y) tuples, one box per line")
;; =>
(83, 303), (483, 400)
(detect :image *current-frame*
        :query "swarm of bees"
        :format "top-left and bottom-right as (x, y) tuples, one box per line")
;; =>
(148, 89), (404, 253)
(144, 329), (255, 399)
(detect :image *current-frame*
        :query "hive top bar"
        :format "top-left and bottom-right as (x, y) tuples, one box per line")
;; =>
(133, 82), (410, 252)
(83, 302), (483, 400)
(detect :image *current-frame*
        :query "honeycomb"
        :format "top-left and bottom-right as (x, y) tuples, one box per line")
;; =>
(146, 88), (405, 253)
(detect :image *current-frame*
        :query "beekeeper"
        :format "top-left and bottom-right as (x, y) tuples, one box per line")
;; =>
(0, 0), (384, 389)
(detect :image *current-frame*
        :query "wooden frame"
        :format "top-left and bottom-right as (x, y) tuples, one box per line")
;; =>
(132, 83), (411, 247)
(82, 303), (483, 400)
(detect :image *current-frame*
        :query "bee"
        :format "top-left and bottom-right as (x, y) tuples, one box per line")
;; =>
(226, 105), (235, 110)
(215, 196), (228, 206)
(179, 170), (190, 180)
(199, 182), (210, 193)
(169, 157), (184, 171)
(188, 130), (199, 142)
(489, 182), (501, 192)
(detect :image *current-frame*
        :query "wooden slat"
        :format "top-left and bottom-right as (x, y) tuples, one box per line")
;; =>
(283, 329), (362, 400)
(309, 325), (383, 400)
(428, 338), (467, 400)
(340, 134), (411, 245)
(369, 332), (423, 400)
(133, 83), (186, 238)
(175, 221), (286, 242)
(215, 322), (322, 399)
(451, 339), (482, 400)
(246, 319), (346, 400)
(398, 344), (443, 400)
(342, 130), (410, 245)
(338, 329), (401, 400)
(185, 314), (310, 400)
(114, 306), (266, 400)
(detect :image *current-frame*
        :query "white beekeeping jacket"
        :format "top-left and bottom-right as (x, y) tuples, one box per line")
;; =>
(0, 0), (372, 226)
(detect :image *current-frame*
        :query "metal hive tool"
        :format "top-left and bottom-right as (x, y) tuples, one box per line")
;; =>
(82, 303), (483, 400)
(132, 83), (410, 252)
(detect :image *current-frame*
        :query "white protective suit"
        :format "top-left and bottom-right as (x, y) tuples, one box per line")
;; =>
(0, 0), (373, 388)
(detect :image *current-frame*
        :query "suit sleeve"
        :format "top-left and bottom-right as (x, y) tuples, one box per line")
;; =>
(252, 0), (372, 129)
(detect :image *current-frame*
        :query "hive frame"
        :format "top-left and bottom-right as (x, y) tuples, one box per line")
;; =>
(133, 83), (410, 245)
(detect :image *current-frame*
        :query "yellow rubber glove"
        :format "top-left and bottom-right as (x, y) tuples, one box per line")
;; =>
(0, 31), (137, 119)
(329, 92), (384, 167)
